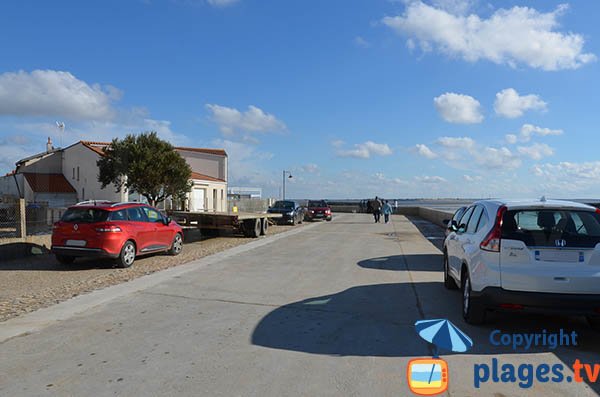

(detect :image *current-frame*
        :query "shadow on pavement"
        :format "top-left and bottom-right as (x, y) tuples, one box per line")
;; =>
(358, 254), (442, 272)
(252, 281), (600, 392)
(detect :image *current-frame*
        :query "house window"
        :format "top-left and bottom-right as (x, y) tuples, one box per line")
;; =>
(72, 168), (75, 179)
(221, 189), (224, 200)
(77, 166), (80, 181)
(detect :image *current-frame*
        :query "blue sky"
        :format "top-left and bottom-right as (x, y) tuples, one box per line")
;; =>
(1, 0), (599, 199)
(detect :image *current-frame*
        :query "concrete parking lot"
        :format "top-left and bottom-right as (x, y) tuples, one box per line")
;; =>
(0, 214), (598, 396)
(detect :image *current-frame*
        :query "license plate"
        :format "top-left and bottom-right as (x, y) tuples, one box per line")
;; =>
(535, 250), (581, 263)
(66, 240), (86, 247)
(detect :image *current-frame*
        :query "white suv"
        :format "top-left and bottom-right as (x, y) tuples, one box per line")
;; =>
(443, 199), (600, 327)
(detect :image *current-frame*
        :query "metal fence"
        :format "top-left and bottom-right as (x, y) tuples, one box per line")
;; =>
(0, 200), (67, 243)
(0, 202), (21, 238)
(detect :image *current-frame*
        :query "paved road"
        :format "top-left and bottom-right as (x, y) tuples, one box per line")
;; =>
(1, 214), (599, 396)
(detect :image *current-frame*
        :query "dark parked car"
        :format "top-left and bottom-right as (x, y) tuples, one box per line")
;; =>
(267, 200), (304, 225)
(304, 200), (332, 222)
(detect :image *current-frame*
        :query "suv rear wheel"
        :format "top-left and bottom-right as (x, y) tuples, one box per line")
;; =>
(117, 241), (136, 268)
(462, 270), (485, 324)
(443, 252), (458, 290)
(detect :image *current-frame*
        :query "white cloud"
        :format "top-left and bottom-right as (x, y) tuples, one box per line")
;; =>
(331, 139), (345, 148)
(517, 143), (554, 161)
(207, 0), (238, 7)
(0, 70), (117, 121)
(431, 0), (475, 15)
(520, 123), (563, 141)
(531, 161), (600, 194)
(433, 92), (483, 124)
(474, 146), (522, 169)
(206, 104), (286, 137)
(436, 136), (475, 149)
(494, 88), (547, 118)
(463, 174), (483, 182)
(354, 36), (371, 48)
(414, 144), (437, 159)
(382, 2), (595, 71)
(505, 134), (518, 144)
(301, 163), (319, 173)
(415, 175), (447, 183)
(336, 141), (393, 159)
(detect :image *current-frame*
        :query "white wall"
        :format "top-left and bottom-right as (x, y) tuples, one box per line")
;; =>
(62, 143), (126, 202)
(179, 150), (227, 181)
(189, 180), (227, 212)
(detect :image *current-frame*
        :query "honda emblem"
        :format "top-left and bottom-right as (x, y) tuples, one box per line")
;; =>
(555, 239), (566, 247)
(74, 224), (78, 231)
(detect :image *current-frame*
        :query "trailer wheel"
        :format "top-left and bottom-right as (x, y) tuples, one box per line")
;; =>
(260, 218), (268, 235)
(244, 219), (261, 238)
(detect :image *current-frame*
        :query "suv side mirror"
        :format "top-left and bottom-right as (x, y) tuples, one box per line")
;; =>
(447, 219), (458, 231)
(164, 217), (172, 225)
(457, 223), (467, 233)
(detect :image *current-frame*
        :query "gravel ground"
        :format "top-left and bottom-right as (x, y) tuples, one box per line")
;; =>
(0, 223), (303, 322)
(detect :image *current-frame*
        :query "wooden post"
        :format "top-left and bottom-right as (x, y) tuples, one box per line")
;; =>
(19, 198), (26, 239)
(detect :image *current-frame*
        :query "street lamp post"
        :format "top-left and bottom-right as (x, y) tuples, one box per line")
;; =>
(282, 170), (293, 200)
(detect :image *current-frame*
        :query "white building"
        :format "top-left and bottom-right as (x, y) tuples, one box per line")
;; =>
(0, 138), (228, 211)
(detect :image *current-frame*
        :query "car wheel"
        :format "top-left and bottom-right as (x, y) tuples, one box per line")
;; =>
(462, 271), (485, 324)
(168, 233), (183, 256)
(326, 217), (332, 222)
(443, 252), (458, 290)
(56, 254), (75, 265)
(587, 316), (600, 331)
(117, 241), (136, 268)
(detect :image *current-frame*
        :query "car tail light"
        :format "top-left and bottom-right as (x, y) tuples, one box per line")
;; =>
(95, 225), (122, 233)
(596, 208), (600, 215)
(480, 205), (507, 252)
(52, 223), (61, 230)
(500, 303), (524, 310)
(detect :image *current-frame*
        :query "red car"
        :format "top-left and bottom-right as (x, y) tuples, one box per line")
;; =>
(304, 200), (332, 222)
(51, 201), (183, 268)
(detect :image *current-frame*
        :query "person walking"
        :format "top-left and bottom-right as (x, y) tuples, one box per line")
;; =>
(372, 196), (382, 223)
(383, 200), (393, 223)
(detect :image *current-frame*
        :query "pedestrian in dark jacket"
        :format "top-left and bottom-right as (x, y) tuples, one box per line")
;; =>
(372, 196), (382, 223)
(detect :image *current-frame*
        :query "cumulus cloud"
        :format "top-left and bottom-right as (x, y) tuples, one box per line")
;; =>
(354, 36), (371, 48)
(463, 174), (483, 182)
(301, 163), (319, 173)
(415, 175), (447, 183)
(414, 144), (437, 159)
(433, 92), (483, 124)
(335, 141), (393, 159)
(505, 134), (518, 144)
(517, 143), (554, 160)
(531, 161), (600, 194)
(0, 70), (117, 121)
(436, 136), (475, 149)
(520, 123), (563, 141)
(494, 88), (547, 118)
(382, 2), (596, 71)
(205, 104), (286, 137)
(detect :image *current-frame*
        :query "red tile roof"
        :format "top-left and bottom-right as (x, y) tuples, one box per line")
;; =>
(79, 141), (227, 157)
(191, 172), (226, 183)
(176, 147), (227, 157)
(23, 173), (76, 193)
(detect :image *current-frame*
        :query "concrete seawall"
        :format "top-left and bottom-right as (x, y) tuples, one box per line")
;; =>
(329, 205), (453, 228)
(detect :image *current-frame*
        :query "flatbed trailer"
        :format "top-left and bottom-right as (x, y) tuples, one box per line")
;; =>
(167, 211), (282, 238)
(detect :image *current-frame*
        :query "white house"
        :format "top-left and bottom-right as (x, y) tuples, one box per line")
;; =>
(0, 138), (228, 211)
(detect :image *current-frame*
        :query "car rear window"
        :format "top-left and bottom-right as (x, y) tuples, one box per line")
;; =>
(502, 209), (600, 248)
(61, 208), (109, 223)
(273, 201), (294, 208)
(308, 200), (327, 207)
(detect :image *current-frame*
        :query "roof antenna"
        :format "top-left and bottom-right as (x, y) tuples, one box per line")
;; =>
(540, 195), (547, 202)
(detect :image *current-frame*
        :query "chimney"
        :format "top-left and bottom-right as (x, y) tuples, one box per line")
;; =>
(46, 137), (53, 152)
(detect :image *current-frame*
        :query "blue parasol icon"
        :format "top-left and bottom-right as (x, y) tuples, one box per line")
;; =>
(415, 318), (473, 356)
